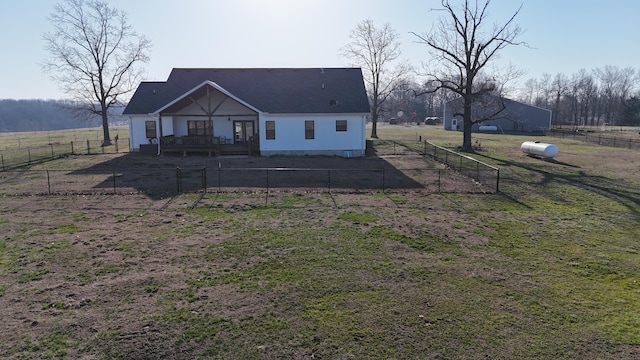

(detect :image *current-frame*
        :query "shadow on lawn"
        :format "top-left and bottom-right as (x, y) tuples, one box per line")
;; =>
(69, 152), (428, 200)
(484, 154), (640, 216)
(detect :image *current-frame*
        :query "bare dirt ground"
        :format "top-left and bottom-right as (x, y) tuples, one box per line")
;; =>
(0, 150), (490, 196)
(1, 137), (639, 359)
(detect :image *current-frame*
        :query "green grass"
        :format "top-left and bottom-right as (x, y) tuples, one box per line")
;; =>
(1, 126), (639, 358)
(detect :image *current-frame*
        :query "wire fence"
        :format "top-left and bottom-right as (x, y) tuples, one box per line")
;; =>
(0, 138), (499, 196)
(0, 165), (493, 197)
(0, 138), (129, 171)
(546, 130), (640, 150)
(371, 139), (500, 193)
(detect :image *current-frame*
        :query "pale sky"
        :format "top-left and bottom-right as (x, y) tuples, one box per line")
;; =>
(1, 0), (638, 100)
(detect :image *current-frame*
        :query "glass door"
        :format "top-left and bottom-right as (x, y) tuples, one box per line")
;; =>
(233, 121), (255, 144)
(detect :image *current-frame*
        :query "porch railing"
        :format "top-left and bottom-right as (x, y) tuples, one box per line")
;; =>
(159, 136), (259, 155)
(160, 136), (223, 148)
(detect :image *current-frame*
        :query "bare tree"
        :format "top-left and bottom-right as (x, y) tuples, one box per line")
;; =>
(341, 19), (410, 138)
(43, 0), (151, 146)
(594, 66), (640, 125)
(412, 0), (525, 151)
(550, 73), (569, 127)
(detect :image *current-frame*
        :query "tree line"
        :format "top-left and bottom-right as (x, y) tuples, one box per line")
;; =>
(516, 66), (640, 127)
(343, 1), (638, 151)
(371, 65), (640, 129)
(0, 99), (127, 132)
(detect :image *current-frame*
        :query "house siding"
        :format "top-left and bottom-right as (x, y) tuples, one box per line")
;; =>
(129, 116), (172, 151)
(259, 114), (366, 157)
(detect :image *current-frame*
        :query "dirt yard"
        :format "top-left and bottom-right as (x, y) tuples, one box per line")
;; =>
(0, 150), (491, 196)
(1, 135), (639, 359)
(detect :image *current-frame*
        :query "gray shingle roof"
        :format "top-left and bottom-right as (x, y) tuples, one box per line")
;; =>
(123, 68), (371, 115)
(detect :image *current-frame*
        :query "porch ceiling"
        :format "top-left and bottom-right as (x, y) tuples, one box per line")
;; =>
(157, 82), (259, 116)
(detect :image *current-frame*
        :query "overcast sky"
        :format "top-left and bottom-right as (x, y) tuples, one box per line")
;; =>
(1, 0), (638, 99)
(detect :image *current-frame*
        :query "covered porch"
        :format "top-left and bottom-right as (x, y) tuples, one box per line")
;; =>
(154, 80), (262, 156)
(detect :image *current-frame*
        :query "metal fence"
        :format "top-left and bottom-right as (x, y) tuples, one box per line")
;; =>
(0, 138), (500, 196)
(0, 165), (494, 197)
(546, 130), (640, 150)
(0, 138), (129, 170)
(371, 139), (500, 193)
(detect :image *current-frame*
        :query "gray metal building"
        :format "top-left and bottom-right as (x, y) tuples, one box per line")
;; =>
(443, 95), (552, 132)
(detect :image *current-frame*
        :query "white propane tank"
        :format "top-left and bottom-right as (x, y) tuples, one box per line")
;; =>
(521, 141), (558, 158)
(479, 125), (498, 131)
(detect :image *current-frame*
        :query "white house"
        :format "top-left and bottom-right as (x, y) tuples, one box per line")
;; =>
(123, 68), (371, 157)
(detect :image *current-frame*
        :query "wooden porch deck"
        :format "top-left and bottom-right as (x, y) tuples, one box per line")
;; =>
(160, 136), (257, 156)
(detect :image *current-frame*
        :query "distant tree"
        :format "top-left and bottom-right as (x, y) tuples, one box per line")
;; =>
(43, 0), (151, 145)
(621, 96), (640, 126)
(550, 73), (569, 126)
(412, 0), (525, 152)
(595, 66), (638, 125)
(341, 19), (410, 138)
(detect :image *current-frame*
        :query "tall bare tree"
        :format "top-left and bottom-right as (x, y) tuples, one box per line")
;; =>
(412, 0), (525, 151)
(341, 19), (409, 138)
(43, 0), (151, 146)
(595, 66), (638, 125)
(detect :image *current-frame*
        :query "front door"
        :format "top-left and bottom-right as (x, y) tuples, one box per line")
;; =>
(234, 121), (254, 144)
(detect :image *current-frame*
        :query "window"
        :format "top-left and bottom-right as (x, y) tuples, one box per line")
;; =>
(265, 121), (276, 140)
(336, 120), (347, 132)
(145, 121), (157, 138)
(305, 120), (314, 139)
(187, 120), (211, 136)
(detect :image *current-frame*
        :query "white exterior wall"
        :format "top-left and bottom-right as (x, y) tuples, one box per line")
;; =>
(259, 113), (367, 157)
(129, 115), (174, 151)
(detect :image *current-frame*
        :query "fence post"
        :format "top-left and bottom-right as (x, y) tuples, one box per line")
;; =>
(50, 144), (54, 158)
(218, 163), (221, 193)
(47, 170), (51, 195)
(266, 168), (269, 194)
(87, 140), (90, 154)
(71, 141), (74, 155)
(115, 139), (119, 153)
(176, 167), (182, 193)
(202, 167), (207, 193)
(1, 153), (4, 171)
(496, 169), (500, 193)
(424, 141), (427, 156)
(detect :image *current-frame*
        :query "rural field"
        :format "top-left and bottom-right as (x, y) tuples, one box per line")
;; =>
(0, 125), (639, 359)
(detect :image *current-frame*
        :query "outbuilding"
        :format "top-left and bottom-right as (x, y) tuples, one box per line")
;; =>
(123, 68), (371, 157)
(442, 94), (552, 132)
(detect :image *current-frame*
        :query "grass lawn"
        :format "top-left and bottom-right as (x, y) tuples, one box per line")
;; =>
(0, 125), (638, 359)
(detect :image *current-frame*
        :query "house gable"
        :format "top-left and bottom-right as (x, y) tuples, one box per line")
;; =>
(152, 81), (262, 116)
